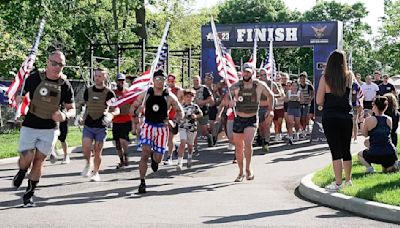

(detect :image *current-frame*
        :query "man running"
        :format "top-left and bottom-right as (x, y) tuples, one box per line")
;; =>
(229, 63), (274, 182)
(131, 69), (183, 194)
(12, 50), (75, 207)
(81, 68), (119, 181)
(298, 72), (314, 137)
(112, 73), (132, 169)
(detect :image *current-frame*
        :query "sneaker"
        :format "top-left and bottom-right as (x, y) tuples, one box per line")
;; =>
(293, 133), (299, 141)
(12, 170), (26, 190)
(194, 148), (200, 157)
(366, 166), (375, 174)
(288, 137), (294, 145)
(81, 163), (91, 177)
(61, 155), (70, 164)
(115, 163), (125, 169)
(325, 182), (341, 192)
(137, 144), (142, 152)
(228, 143), (235, 150)
(342, 180), (353, 187)
(22, 198), (35, 208)
(164, 158), (173, 166)
(49, 153), (57, 164)
(151, 154), (158, 172)
(207, 134), (213, 147)
(138, 182), (146, 194)
(262, 144), (269, 153)
(187, 158), (192, 169)
(90, 172), (101, 182)
(176, 164), (183, 171)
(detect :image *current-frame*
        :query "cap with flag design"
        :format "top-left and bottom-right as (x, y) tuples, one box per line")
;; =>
(117, 73), (126, 80)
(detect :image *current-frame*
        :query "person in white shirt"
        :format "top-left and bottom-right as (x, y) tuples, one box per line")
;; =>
(361, 75), (379, 117)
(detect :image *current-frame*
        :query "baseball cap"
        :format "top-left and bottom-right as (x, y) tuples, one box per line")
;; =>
(243, 62), (254, 73)
(153, 69), (166, 79)
(116, 73), (126, 80)
(205, 72), (214, 78)
(299, 72), (307, 78)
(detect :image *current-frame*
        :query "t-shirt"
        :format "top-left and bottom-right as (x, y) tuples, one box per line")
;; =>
(83, 86), (115, 128)
(361, 83), (379, 101)
(378, 83), (395, 96)
(179, 103), (203, 132)
(22, 70), (74, 129)
(373, 79), (383, 86)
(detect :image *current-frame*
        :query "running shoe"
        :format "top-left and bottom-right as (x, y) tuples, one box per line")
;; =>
(187, 158), (192, 169)
(207, 134), (213, 147)
(164, 157), (173, 166)
(90, 172), (101, 182)
(61, 155), (70, 164)
(138, 182), (146, 194)
(81, 163), (91, 177)
(49, 153), (57, 164)
(22, 198), (35, 208)
(116, 163), (125, 169)
(262, 144), (269, 153)
(325, 182), (341, 192)
(176, 164), (183, 171)
(151, 154), (158, 172)
(12, 170), (26, 189)
(294, 133), (299, 141)
(366, 167), (375, 174)
(228, 143), (235, 151)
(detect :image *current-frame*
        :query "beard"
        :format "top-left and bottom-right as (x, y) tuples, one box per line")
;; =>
(243, 76), (251, 82)
(117, 85), (123, 91)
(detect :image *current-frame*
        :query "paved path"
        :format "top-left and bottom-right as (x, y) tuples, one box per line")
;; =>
(0, 137), (396, 227)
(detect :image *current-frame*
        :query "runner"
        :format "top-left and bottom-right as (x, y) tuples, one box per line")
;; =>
(80, 68), (119, 181)
(229, 63), (274, 182)
(285, 80), (302, 143)
(131, 69), (183, 194)
(177, 89), (203, 171)
(12, 51), (75, 207)
(272, 73), (286, 141)
(112, 73), (133, 169)
(298, 72), (314, 137)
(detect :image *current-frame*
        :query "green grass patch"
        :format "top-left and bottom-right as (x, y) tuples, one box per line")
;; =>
(312, 142), (400, 206)
(0, 126), (114, 159)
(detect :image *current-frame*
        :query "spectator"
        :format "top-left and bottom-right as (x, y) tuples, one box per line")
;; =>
(378, 74), (396, 96)
(373, 71), (383, 86)
(358, 97), (398, 173)
(361, 75), (379, 117)
(316, 50), (353, 192)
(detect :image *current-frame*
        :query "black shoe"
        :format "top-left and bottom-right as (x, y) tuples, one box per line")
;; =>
(207, 134), (213, 147)
(22, 198), (35, 208)
(151, 154), (158, 172)
(13, 170), (26, 190)
(23, 191), (35, 207)
(212, 136), (217, 146)
(138, 182), (146, 194)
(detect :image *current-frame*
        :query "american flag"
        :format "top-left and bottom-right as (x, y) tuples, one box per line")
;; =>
(6, 18), (45, 117)
(260, 40), (277, 80)
(211, 19), (239, 87)
(108, 22), (170, 107)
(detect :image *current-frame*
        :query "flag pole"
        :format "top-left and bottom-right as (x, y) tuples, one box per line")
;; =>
(210, 17), (237, 117)
(14, 18), (46, 120)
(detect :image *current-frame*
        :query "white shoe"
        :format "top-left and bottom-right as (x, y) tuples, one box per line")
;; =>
(81, 163), (91, 177)
(342, 180), (353, 187)
(325, 182), (341, 192)
(90, 172), (101, 182)
(176, 164), (183, 171)
(275, 134), (282, 141)
(61, 155), (70, 164)
(228, 143), (235, 150)
(293, 133), (299, 141)
(366, 166), (375, 174)
(164, 159), (173, 166)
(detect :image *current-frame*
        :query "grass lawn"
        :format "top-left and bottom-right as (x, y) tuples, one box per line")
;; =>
(0, 126), (114, 159)
(313, 143), (400, 206)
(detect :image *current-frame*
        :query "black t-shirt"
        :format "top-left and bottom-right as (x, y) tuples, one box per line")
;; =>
(378, 83), (395, 96)
(83, 86), (115, 128)
(194, 85), (212, 114)
(22, 71), (74, 129)
(373, 80), (383, 86)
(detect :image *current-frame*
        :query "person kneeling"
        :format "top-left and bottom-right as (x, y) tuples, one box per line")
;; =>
(358, 97), (399, 174)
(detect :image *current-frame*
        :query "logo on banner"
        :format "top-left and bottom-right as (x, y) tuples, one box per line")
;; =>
(207, 31), (230, 41)
(311, 25), (327, 38)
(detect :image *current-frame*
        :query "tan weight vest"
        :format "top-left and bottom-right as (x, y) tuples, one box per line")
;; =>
(29, 72), (63, 119)
(87, 86), (110, 120)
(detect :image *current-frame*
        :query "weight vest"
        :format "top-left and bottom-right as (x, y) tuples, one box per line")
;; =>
(29, 72), (64, 119)
(115, 89), (130, 115)
(236, 80), (259, 113)
(144, 87), (169, 124)
(87, 86), (111, 120)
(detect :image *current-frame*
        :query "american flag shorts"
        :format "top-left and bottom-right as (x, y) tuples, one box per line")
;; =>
(139, 121), (169, 154)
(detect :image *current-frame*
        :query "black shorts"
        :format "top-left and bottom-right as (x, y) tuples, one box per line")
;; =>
(362, 149), (398, 168)
(233, 116), (258, 133)
(58, 121), (68, 142)
(284, 102), (288, 112)
(363, 101), (373, 110)
(208, 106), (218, 121)
(112, 121), (132, 141)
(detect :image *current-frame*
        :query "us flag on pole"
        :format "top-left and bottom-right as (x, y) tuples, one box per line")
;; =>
(211, 19), (239, 87)
(6, 18), (45, 115)
(261, 40), (277, 80)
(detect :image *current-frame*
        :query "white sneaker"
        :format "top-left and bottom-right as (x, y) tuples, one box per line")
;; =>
(366, 166), (375, 174)
(293, 133), (299, 141)
(81, 163), (91, 177)
(61, 155), (70, 164)
(275, 134), (282, 141)
(90, 172), (101, 182)
(228, 143), (235, 150)
(325, 182), (341, 192)
(176, 164), (183, 171)
(164, 159), (173, 166)
(342, 180), (353, 187)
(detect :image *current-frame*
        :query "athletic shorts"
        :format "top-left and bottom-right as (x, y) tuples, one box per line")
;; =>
(83, 126), (107, 142)
(258, 107), (268, 123)
(58, 121), (68, 142)
(287, 107), (301, 118)
(140, 121), (169, 154)
(362, 149), (397, 168)
(19, 126), (58, 156)
(179, 128), (196, 145)
(300, 104), (310, 117)
(363, 101), (373, 110)
(284, 102), (288, 112)
(233, 115), (258, 133)
(273, 109), (285, 120)
(112, 121), (132, 142)
(208, 106), (218, 121)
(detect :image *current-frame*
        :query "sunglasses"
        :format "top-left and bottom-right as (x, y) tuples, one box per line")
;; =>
(49, 59), (65, 67)
(154, 77), (165, 81)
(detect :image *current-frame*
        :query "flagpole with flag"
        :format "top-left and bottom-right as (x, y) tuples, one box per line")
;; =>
(6, 18), (46, 120)
(248, 33), (257, 70)
(210, 17), (238, 117)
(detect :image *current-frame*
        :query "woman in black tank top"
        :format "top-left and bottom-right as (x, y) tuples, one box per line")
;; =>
(316, 50), (353, 192)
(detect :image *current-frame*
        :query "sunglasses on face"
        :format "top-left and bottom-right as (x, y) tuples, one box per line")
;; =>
(154, 77), (165, 81)
(49, 59), (65, 67)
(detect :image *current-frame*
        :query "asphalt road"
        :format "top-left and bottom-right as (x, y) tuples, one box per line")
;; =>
(0, 137), (396, 227)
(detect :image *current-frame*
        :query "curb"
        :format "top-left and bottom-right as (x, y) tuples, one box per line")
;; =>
(299, 173), (400, 224)
(0, 141), (121, 165)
